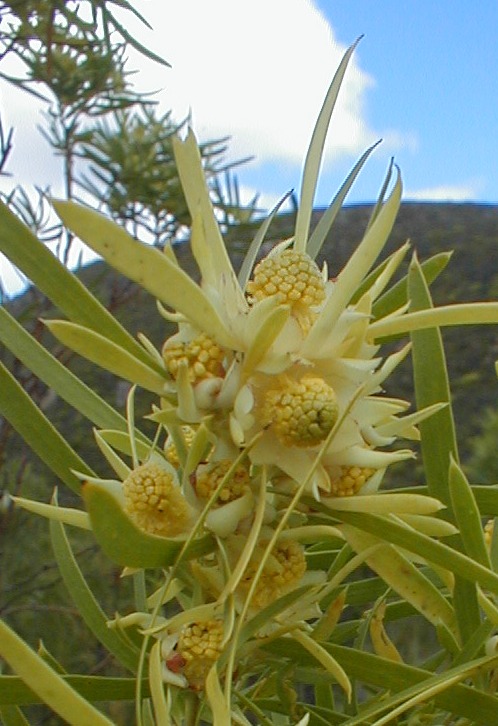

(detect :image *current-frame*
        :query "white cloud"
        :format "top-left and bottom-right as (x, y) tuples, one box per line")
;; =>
(404, 182), (481, 202)
(127, 0), (381, 167)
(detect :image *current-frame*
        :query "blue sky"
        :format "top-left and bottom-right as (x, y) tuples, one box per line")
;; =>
(1, 0), (497, 293)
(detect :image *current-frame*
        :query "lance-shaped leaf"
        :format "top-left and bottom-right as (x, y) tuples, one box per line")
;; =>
(341, 525), (457, 635)
(45, 319), (167, 395)
(50, 510), (139, 673)
(173, 130), (246, 310)
(0, 199), (151, 365)
(306, 140), (381, 260)
(0, 307), (128, 433)
(0, 620), (113, 726)
(294, 37), (362, 252)
(370, 303), (498, 340)
(82, 482), (215, 568)
(302, 169), (402, 356)
(0, 361), (92, 493)
(449, 455), (492, 568)
(53, 201), (236, 348)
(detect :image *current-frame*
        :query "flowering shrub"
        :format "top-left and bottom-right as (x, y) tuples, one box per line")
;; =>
(1, 40), (498, 725)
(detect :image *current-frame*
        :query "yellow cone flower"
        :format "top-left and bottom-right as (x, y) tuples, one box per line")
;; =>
(123, 461), (192, 537)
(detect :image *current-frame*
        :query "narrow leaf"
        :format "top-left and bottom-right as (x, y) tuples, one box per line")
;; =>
(0, 620), (113, 726)
(45, 319), (167, 395)
(295, 37), (362, 251)
(449, 456), (492, 568)
(54, 201), (236, 348)
(50, 511), (139, 673)
(0, 199), (150, 365)
(408, 253), (458, 506)
(307, 140), (381, 260)
(0, 307), (128, 432)
(0, 361), (92, 493)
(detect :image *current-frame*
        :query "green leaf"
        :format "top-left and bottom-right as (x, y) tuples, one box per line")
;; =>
(50, 511), (140, 673)
(53, 200), (236, 348)
(45, 319), (167, 395)
(0, 706), (29, 726)
(0, 620), (114, 725)
(449, 456), (492, 568)
(335, 510), (498, 596)
(0, 199), (151, 366)
(306, 140), (381, 261)
(267, 641), (498, 724)
(408, 253), (458, 506)
(294, 37), (362, 251)
(372, 251), (452, 320)
(0, 361), (92, 493)
(82, 482), (215, 568)
(0, 307), (127, 432)
(302, 167), (402, 356)
(0, 675), (148, 706)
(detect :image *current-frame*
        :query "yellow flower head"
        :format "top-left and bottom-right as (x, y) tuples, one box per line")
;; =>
(239, 539), (307, 609)
(328, 465), (376, 497)
(247, 248), (326, 317)
(123, 462), (192, 537)
(263, 375), (339, 448)
(162, 332), (225, 384)
(192, 459), (251, 504)
(175, 619), (224, 690)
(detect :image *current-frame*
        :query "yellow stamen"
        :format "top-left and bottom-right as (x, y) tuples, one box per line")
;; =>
(193, 460), (250, 504)
(239, 540), (307, 609)
(177, 619), (224, 690)
(122, 462), (191, 537)
(247, 249), (325, 314)
(328, 466), (375, 497)
(162, 333), (225, 384)
(264, 376), (339, 448)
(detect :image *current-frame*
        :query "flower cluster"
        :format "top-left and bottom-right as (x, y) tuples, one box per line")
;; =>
(47, 42), (466, 723)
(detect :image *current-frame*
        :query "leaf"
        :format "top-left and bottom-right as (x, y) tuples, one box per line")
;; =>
(0, 620), (114, 725)
(336, 510), (498, 596)
(49, 509), (139, 673)
(45, 319), (167, 395)
(53, 200), (236, 348)
(0, 307), (128, 432)
(302, 168), (402, 356)
(13, 496), (91, 530)
(449, 456), (492, 568)
(306, 140), (381, 261)
(0, 675), (148, 706)
(370, 301), (498, 340)
(0, 706), (29, 726)
(372, 252), (452, 320)
(0, 199), (151, 365)
(267, 640), (498, 724)
(82, 482), (215, 568)
(407, 253), (458, 506)
(0, 361), (92, 493)
(294, 37), (362, 252)
(341, 525), (457, 634)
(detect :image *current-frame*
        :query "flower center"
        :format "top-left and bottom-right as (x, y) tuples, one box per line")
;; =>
(247, 249), (325, 312)
(177, 619), (224, 689)
(192, 460), (250, 504)
(239, 540), (307, 609)
(328, 466), (375, 497)
(122, 462), (191, 537)
(264, 376), (339, 447)
(162, 333), (225, 384)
